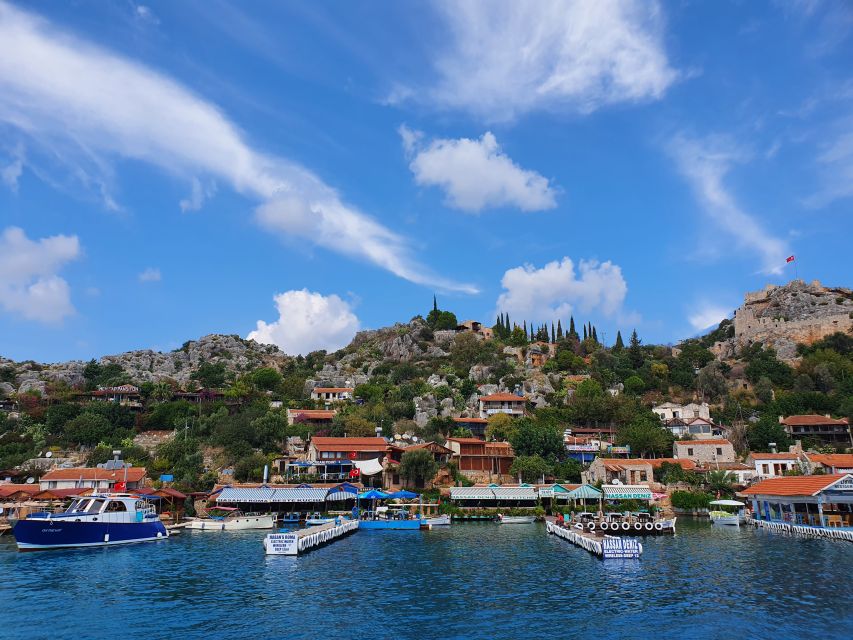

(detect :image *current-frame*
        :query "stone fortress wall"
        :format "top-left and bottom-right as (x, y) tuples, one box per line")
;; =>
(714, 280), (853, 361)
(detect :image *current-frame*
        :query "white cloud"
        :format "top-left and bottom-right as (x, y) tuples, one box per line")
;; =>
(406, 0), (677, 121)
(0, 226), (80, 323)
(688, 304), (730, 332)
(400, 126), (557, 212)
(247, 289), (360, 355)
(495, 257), (628, 322)
(134, 4), (159, 25)
(1, 142), (24, 191)
(0, 2), (474, 294)
(667, 133), (790, 275)
(138, 267), (161, 283)
(804, 116), (853, 207)
(179, 177), (217, 212)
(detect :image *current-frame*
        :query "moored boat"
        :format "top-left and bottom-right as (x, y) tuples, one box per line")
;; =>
(423, 514), (451, 527)
(12, 493), (168, 551)
(186, 507), (275, 531)
(497, 514), (536, 524)
(709, 500), (746, 526)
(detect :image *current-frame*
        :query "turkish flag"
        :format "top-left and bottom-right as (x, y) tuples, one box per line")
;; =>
(348, 451), (357, 460)
(114, 481), (127, 492)
(786, 255), (795, 263)
(349, 468), (360, 478)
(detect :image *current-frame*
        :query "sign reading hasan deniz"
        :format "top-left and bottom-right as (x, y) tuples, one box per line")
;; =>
(602, 537), (642, 559)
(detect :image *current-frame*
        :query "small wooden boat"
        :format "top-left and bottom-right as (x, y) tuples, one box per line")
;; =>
(186, 507), (275, 531)
(497, 514), (536, 524)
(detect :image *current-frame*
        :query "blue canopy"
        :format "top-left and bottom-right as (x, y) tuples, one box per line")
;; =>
(328, 482), (360, 495)
(386, 490), (419, 499)
(358, 490), (389, 500)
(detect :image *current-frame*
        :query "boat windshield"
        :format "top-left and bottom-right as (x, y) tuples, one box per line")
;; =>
(67, 499), (90, 513)
(86, 499), (105, 513)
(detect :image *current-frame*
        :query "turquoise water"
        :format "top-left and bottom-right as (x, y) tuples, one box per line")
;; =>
(1, 519), (851, 640)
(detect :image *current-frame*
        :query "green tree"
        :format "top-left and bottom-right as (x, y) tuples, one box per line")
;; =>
(234, 452), (269, 482)
(755, 376), (774, 404)
(191, 362), (228, 388)
(705, 470), (737, 497)
(697, 362), (728, 401)
(45, 403), (81, 433)
(747, 415), (792, 452)
(628, 329), (643, 369)
(552, 458), (583, 482)
(613, 330), (624, 352)
(623, 375), (645, 395)
(399, 448), (439, 488)
(485, 413), (517, 442)
(250, 367), (283, 392)
(509, 418), (563, 459)
(617, 414), (673, 457)
(63, 412), (117, 445)
(510, 454), (551, 483)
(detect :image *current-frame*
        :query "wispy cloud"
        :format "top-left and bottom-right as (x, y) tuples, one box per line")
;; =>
(0, 2), (475, 294)
(138, 267), (161, 283)
(400, 126), (557, 212)
(393, 0), (678, 121)
(666, 133), (790, 275)
(804, 115), (853, 208)
(0, 226), (81, 324)
(688, 303), (731, 332)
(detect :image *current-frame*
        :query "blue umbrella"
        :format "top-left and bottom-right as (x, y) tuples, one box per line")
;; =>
(386, 490), (419, 499)
(358, 490), (390, 500)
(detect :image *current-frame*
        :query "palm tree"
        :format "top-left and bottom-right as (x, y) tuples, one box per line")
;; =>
(151, 381), (173, 404)
(706, 470), (736, 497)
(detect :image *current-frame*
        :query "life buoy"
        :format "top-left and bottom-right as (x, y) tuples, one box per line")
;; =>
(633, 523), (642, 531)
(644, 522), (654, 531)
(600, 522), (609, 531)
(654, 522), (663, 531)
(621, 522), (630, 531)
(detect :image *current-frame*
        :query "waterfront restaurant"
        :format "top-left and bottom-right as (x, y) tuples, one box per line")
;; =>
(448, 484), (538, 509)
(741, 474), (853, 529)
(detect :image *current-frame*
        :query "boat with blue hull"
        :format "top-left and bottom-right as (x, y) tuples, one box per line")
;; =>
(12, 494), (168, 551)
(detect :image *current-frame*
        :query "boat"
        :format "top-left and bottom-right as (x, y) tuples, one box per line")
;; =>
(11, 493), (168, 551)
(422, 514), (451, 527)
(497, 514), (536, 524)
(359, 508), (424, 530)
(305, 512), (336, 526)
(186, 507), (275, 531)
(709, 500), (747, 526)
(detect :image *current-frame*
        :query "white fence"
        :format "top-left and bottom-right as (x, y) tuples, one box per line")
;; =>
(264, 519), (359, 555)
(750, 519), (853, 542)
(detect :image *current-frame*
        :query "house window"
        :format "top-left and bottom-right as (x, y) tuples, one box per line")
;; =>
(716, 448), (723, 456)
(762, 464), (770, 475)
(694, 411), (699, 418)
(640, 471), (647, 481)
(673, 411), (680, 418)
(687, 448), (694, 456)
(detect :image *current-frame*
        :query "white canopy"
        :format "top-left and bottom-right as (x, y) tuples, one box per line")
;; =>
(709, 499), (745, 507)
(353, 458), (384, 476)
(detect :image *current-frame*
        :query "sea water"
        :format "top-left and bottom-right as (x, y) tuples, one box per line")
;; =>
(1, 519), (851, 639)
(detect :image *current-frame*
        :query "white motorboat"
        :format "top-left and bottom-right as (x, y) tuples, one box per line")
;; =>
(423, 514), (451, 526)
(497, 514), (536, 524)
(305, 513), (336, 526)
(709, 500), (746, 526)
(186, 507), (275, 531)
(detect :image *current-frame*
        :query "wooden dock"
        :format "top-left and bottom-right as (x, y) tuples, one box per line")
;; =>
(264, 518), (358, 555)
(547, 521), (642, 559)
(750, 519), (853, 542)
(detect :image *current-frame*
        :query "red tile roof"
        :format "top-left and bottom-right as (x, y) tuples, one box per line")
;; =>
(289, 409), (336, 419)
(452, 417), (488, 423)
(310, 437), (387, 452)
(748, 452), (799, 460)
(446, 437), (487, 444)
(675, 439), (732, 446)
(479, 393), (525, 402)
(806, 453), (853, 469)
(312, 387), (353, 393)
(741, 474), (849, 497)
(40, 467), (147, 482)
(600, 457), (696, 471)
(781, 414), (849, 426)
(695, 462), (752, 471)
(0, 484), (40, 497)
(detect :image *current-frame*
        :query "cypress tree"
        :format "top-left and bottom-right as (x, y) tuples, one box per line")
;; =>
(569, 316), (577, 339)
(592, 326), (598, 342)
(583, 325), (587, 341)
(614, 330), (624, 351)
(556, 319), (563, 339)
(551, 322), (555, 343)
(628, 329), (643, 369)
(433, 295), (438, 312)
(523, 320), (527, 336)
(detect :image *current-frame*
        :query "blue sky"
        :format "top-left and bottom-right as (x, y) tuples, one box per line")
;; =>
(0, 0), (851, 362)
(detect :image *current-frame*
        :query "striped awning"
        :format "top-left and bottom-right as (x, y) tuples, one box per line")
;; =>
(450, 487), (495, 500)
(270, 488), (328, 503)
(216, 487), (276, 503)
(565, 484), (603, 500)
(602, 485), (652, 500)
(491, 486), (537, 500)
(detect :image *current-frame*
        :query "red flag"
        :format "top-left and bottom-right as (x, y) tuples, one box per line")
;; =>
(786, 255), (795, 263)
(114, 481), (127, 492)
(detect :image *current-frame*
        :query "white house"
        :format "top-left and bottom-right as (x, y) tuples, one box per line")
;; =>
(747, 452), (801, 479)
(478, 393), (526, 419)
(310, 387), (354, 402)
(39, 467), (147, 490)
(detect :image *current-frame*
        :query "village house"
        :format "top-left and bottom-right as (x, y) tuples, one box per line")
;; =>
(673, 439), (736, 465)
(747, 451), (801, 479)
(804, 453), (853, 475)
(478, 392), (526, 420)
(583, 457), (697, 485)
(694, 462), (755, 485)
(385, 441), (453, 489)
(456, 320), (493, 340)
(564, 436), (604, 463)
(779, 414), (851, 446)
(90, 384), (142, 409)
(452, 416), (488, 439)
(39, 466), (147, 491)
(653, 401), (710, 422)
(664, 416), (724, 440)
(307, 436), (388, 485)
(310, 387), (354, 403)
(286, 408), (337, 428)
(445, 438), (515, 482)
